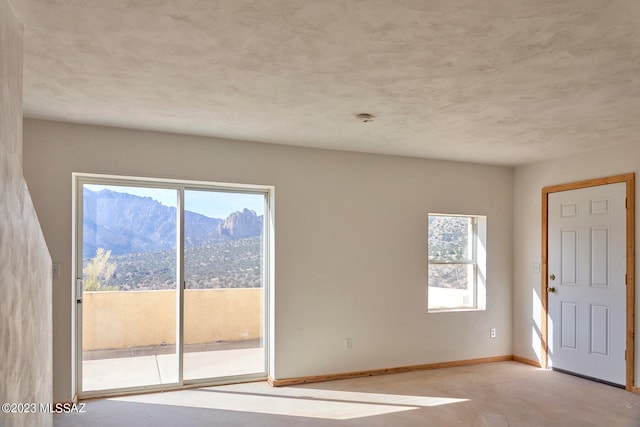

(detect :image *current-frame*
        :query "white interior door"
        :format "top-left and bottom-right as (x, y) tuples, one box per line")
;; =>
(548, 182), (626, 385)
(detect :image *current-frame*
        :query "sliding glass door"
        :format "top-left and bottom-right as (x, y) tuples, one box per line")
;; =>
(80, 183), (179, 392)
(76, 176), (270, 397)
(183, 189), (266, 381)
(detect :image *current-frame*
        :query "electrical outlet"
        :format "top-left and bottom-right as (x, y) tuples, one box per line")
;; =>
(490, 328), (496, 339)
(345, 338), (352, 350)
(531, 262), (540, 273)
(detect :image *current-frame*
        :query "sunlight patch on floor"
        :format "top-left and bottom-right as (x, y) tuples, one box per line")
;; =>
(110, 388), (468, 420)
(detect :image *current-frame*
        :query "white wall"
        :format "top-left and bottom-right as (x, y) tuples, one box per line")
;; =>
(0, 2), (53, 426)
(513, 141), (640, 386)
(23, 119), (513, 403)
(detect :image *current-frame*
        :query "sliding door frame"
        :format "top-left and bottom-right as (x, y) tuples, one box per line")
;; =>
(72, 172), (274, 399)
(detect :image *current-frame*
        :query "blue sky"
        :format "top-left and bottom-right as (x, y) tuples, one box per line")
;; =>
(85, 184), (264, 219)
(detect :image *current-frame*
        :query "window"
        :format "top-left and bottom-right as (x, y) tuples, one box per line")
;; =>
(428, 214), (486, 312)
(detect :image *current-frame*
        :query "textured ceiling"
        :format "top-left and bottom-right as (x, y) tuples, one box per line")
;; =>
(16, 0), (640, 166)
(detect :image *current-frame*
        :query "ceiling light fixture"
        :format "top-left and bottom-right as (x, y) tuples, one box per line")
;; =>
(355, 113), (375, 123)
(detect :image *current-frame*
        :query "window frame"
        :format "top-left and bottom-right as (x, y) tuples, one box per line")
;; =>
(427, 213), (486, 313)
(72, 172), (275, 399)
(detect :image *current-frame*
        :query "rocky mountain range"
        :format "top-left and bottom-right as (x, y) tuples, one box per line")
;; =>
(83, 188), (263, 257)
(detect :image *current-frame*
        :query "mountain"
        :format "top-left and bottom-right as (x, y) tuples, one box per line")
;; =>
(83, 188), (263, 257)
(218, 208), (263, 238)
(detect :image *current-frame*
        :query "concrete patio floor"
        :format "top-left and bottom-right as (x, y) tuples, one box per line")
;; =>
(82, 343), (264, 392)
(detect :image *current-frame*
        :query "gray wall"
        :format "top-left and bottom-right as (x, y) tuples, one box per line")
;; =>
(0, 1), (53, 426)
(513, 140), (640, 386)
(23, 119), (514, 403)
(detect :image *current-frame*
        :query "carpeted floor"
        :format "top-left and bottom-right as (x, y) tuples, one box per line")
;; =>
(54, 361), (640, 427)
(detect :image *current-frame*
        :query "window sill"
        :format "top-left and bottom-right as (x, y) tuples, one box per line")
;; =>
(428, 307), (486, 314)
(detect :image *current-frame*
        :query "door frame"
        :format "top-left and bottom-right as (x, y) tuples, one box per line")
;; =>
(72, 172), (275, 399)
(541, 173), (635, 392)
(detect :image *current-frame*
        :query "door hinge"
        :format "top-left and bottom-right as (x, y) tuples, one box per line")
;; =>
(625, 350), (626, 361)
(625, 274), (628, 285)
(625, 198), (628, 209)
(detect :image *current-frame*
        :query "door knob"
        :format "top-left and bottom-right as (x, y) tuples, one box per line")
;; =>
(549, 274), (556, 281)
(547, 287), (556, 293)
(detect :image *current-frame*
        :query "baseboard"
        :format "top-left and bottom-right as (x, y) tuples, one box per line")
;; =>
(512, 355), (542, 368)
(266, 376), (275, 387)
(270, 354), (513, 387)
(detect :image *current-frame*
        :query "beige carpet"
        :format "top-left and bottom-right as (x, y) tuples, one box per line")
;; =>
(55, 361), (640, 426)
